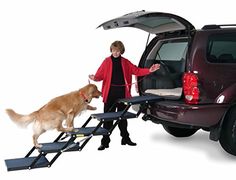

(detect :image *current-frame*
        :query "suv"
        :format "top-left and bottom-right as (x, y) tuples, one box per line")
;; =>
(98, 11), (236, 156)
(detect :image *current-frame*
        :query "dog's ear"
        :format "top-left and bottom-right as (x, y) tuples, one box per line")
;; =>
(88, 85), (94, 95)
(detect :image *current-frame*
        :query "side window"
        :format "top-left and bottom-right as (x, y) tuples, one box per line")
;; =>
(207, 33), (236, 63)
(156, 40), (188, 61)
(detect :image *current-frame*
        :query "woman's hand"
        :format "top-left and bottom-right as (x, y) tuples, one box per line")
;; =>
(149, 64), (160, 72)
(88, 74), (95, 80)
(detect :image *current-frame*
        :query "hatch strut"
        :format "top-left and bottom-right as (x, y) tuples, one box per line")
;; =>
(145, 33), (151, 49)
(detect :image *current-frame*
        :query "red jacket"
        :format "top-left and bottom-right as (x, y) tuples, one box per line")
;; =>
(94, 56), (150, 103)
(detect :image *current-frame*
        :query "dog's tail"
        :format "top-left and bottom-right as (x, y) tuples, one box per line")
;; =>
(5, 109), (36, 128)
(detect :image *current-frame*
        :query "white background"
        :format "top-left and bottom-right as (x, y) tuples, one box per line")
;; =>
(0, 0), (236, 179)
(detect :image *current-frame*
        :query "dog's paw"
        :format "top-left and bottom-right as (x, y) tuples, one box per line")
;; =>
(87, 105), (97, 110)
(90, 106), (97, 110)
(67, 127), (74, 132)
(35, 144), (43, 149)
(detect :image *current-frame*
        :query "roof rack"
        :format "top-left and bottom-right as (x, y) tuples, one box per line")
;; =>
(202, 24), (236, 30)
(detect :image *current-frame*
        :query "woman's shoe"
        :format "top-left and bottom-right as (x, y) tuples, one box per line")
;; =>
(98, 144), (109, 150)
(121, 139), (137, 146)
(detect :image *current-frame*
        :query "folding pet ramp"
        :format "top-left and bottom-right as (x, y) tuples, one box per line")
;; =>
(5, 95), (162, 171)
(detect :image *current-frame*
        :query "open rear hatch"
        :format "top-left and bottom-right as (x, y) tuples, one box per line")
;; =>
(98, 10), (194, 34)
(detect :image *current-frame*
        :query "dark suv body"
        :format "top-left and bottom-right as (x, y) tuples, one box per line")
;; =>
(99, 11), (236, 156)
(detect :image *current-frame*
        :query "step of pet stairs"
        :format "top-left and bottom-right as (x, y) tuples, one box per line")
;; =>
(118, 95), (163, 105)
(68, 127), (109, 136)
(91, 111), (137, 121)
(5, 156), (49, 171)
(38, 127), (109, 153)
(38, 141), (80, 153)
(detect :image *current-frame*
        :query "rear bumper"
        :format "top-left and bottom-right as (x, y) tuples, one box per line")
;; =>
(150, 101), (228, 127)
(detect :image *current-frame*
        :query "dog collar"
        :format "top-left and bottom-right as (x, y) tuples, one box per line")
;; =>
(80, 91), (89, 103)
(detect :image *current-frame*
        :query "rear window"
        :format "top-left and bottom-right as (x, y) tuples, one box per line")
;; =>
(145, 38), (188, 74)
(207, 33), (236, 63)
(157, 41), (188, 61)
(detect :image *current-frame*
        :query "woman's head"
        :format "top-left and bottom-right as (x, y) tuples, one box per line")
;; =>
(110, 41), (125, 58)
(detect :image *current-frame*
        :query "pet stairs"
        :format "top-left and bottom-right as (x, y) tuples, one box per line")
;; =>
(5, 95), (162, 171)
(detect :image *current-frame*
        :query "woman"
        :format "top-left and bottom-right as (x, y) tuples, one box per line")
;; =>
(89, 40), (159, 150)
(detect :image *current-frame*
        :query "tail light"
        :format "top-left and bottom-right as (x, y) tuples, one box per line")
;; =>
(183, 72), (200, 104)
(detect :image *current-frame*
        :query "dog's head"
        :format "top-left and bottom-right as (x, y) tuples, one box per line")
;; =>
(80, 84), (101, 103)
(88, 84), (102, 99)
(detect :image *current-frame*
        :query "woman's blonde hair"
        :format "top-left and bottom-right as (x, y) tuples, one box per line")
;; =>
(110, 40), (125, 54)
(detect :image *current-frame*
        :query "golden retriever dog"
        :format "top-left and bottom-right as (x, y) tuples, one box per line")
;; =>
(6, 83), (101, 148)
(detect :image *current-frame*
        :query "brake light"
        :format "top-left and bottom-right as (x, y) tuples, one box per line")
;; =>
(183, 72), (199, 104)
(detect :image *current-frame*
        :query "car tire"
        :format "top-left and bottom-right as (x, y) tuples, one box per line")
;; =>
(219, 107), (236, 156)
(162, 125), (198, 137)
